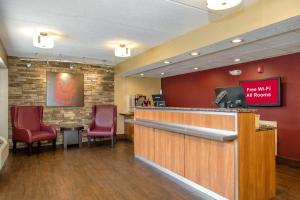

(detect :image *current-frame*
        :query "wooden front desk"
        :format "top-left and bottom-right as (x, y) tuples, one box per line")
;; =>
(120, 113), (134, 141)
(127, 107), (276, 200)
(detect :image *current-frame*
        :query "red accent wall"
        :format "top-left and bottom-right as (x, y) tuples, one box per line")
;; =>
(162, 53), (300, 161)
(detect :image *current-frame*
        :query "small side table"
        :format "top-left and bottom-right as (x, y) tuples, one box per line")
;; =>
(60, 125), (84, 149)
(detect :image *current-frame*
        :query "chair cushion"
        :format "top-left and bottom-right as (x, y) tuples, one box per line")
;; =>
(94, 105), (114, 129)
(16, 107), (41, 131)
(88, 127), (112, 136)
(31, 131), (56, 142)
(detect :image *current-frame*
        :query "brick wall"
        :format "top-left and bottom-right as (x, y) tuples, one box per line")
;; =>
(8, 57), (114, 146)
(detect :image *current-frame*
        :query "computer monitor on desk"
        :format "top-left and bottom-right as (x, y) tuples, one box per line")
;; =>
(152, 94), (166, 107)
(214, 86), (247, 108)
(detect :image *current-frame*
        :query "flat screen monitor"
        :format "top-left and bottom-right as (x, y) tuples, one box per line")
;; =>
(152, 94), (165, 102)
(239, 77), (281, 107)
(152, 94), (166, 107)
(214, 86), (247, 108)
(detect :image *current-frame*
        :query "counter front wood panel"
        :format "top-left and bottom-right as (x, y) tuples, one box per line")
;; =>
(255, 130), (276, 200)
(123, 115), (134, 141)
(134, 108), (276, 200)
(154, 129), (185, 176)
(134, 125), (155, 162)
(183, 112), (235, 131)
(135, 109), (235, 131)
(184, 135), (236, 200)
(238, 113), (276, 200)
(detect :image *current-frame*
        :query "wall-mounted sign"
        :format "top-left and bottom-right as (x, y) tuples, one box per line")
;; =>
(46, 72), (84, 107)
(239, 77), (281, 107)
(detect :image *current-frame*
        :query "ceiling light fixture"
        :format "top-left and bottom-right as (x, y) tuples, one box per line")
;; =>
(114, 44), (131, 57)
(33, 32), (54, 49)
(231, 38), (244, 43)
(190, 52), (200, 56)
(140, 73), (144, 76)
(207, 0), (242, 10)
(194, 67), (199, 70)
(234, 58), (241, 62)
(163, 60), (171, 64)
(161, 72), (165, 75)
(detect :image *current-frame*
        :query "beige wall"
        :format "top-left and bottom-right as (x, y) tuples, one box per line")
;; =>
(115, 0), (300, 74)
(0, 40), (7, 67)
(114, 76), (161, 134)
(0, 69), (8, 140)
(0, 40), (7, 140)
(8, 57), (114, 145)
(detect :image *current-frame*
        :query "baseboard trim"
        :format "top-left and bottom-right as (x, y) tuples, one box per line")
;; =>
(9, 134), (131, 151)
(277, 156), (300, 168)
(135, 155), (226, 200)
(116, 134), (128, 140)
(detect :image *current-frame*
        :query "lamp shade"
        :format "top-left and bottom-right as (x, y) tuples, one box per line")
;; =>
(207, 0), (242, 10)
(114, 45), (131, 57)
(33, 33), (54, 49)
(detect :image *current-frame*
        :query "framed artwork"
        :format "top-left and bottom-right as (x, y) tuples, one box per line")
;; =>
(46, 72), (84, 107)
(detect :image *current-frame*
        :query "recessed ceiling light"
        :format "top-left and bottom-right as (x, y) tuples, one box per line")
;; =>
(161, 72), (165, 75)
(207, 0), (242, 10)
(194, 67), (199, 70)
(190, 52), (199, 56)
(234, 58), (241, 62)
(163, 60), (171, 64)
(140, 73), (144, 76)
(231, 38), (244, 43)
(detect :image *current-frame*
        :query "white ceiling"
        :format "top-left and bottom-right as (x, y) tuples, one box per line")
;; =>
(0, 0), (256, 66)
(121, 15), (300, 78)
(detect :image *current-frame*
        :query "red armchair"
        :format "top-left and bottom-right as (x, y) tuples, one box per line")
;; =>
(11, 106), (57, 155)
(87, 105), (117, 148)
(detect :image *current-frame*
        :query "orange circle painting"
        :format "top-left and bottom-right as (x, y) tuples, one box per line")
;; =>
(47, 72), (84, 107)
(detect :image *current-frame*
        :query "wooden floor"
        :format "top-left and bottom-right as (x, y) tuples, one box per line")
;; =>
(0, 141), (299, 200)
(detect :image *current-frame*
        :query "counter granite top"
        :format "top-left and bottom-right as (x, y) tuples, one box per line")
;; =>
(135, 106), (257, 113)
(257, 124), (277, 131)
(119, 112), (134, 116)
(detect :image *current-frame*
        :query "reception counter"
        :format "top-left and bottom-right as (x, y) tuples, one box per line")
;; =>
(126, 107), (276, 200)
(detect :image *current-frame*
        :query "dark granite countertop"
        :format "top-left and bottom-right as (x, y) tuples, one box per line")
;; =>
(135, 106), (257, 113)
(257, 124), (277, 132)
(119, 112), (134, 116)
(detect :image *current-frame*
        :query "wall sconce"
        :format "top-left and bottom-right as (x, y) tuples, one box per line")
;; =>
(70, 64), (76, 69)
(0, 58), (7, 68)
(229, 69), (242, 76)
